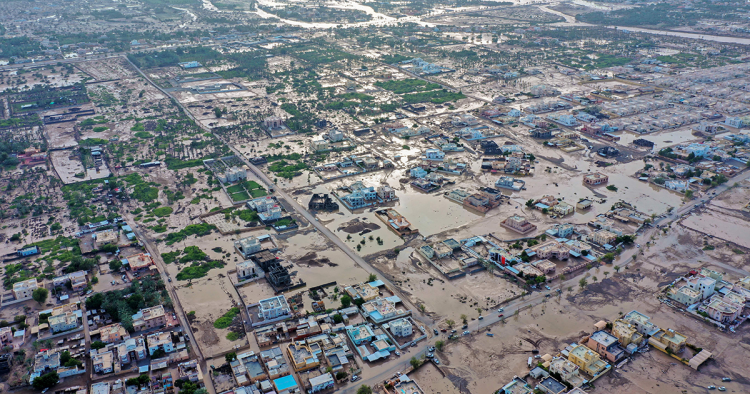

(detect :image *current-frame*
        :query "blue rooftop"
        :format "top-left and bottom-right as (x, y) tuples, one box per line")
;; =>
(273, 375), (298, 391)
(369, 280), (385, 287)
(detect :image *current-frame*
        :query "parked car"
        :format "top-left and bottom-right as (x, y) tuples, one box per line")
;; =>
(434, 359), (440, 365)
(395, 351), (400, 356)
(433, 328), (439, 335)
(462, 330), (470, 336)
(428, 347), (435, 352)
(478, 316), (484, 320)
(350, 376), (359, 382)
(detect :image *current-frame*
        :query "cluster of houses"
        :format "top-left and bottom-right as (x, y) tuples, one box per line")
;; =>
(664, 268), (750, 331)
(337, 181), (398, 210)
(502, 310), (712, 394)
(444, 187), (506, 213)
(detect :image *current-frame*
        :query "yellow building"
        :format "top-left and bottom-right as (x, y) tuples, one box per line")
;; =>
(286, 342), (319, 372)
(611, 319), (643, 347)
(567, 345), (609, 377)
(648, 329), (687, 354)
(344, 282), (379, 302)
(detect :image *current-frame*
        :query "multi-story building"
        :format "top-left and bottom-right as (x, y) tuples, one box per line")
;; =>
(93, 351), (114, 374)
(132, 305), (167, 331)
(258, 295), (291, 321)
(99, 323), (129, 343)
(499, 376), (532, 394)
(147, 331), (174, 356)
(589, 229), (617, 246)
(0, 327), (13, 347)
(361, 297), (405, 323)
(621, 310), (660, 336)
(686, 276), (716, 300)
(12, 278), (39, 301)
(236, 260), (259, 281)
(704, 294), (743, 323)
(94, 229), (119, 249)
(611, 320), (643, 347)
(567, 345), (609, 377)
(553, 201), (575, 216)
(667, 285), (702, 306)
(586, 331), (625, 362)
(376, 185), (396, 200)
(49, 312), (79, 333)
(549, 357), (585, 388)
(286, 341), (319, 372)
(116, 337), (147, 365)
(178, 360), (203, 382)
(235, 236), (262, 258)
(389, 318), (413, 337)
(501, 215), (537, 234)
(423, 149), (446, 161)
(648, 329), (687, 354)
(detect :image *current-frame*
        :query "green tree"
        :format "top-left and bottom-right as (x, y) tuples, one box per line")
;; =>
(225, 352), (237, 362)
(614, 265), (621, 273)
(579, 278), (588, 290)
(435, 340), (445, 351)
(340, 294), (352, 308)
(367, 273), (377, 282)
(460, 314), (468, 325)
(91, 341), (106, 350)
(445, 319), (455, 328)
(32, 371), (59, 390)
(109, 260), (123, 271)
(32, 288), (49, 305)
(357, 385), (373, 394)
(410, 357), (421, 369)
(526, 199), (535, 208)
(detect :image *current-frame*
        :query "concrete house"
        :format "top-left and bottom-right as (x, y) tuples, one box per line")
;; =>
(13, 279), (39, 301)
(586, 331), (625, 362)
(258, 295), (291, 320)
(567, 345), (609, 377)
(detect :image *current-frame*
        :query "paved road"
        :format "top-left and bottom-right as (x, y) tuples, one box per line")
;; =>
(129, 222), (218, 394)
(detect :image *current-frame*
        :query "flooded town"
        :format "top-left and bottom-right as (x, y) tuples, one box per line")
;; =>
(0, 0), (750, 394)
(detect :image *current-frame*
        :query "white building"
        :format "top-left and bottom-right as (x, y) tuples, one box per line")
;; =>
(258, 295), (291, 320)
(328, 129), (344, 142)
(235, 236), (262, 258)
(423, 149), (445, 161)
(410, 167), (427, 178)
(686, 276), (716, 300)
(389, 318), (413, 337)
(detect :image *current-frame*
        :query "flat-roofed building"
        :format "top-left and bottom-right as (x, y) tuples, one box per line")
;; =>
(286, 341), (319, 372)
(389, 318), (413, 337)
(132, 305), (166, 331)
(344, 282), (379, 301)
(49, 312), (79, 333)
(235, 236), (262, 258)
(589, 229), (617, 246)
(99, 323), (129, 343)
(648, 328), (687, 354)
(586, 331), (625, 362)
(147, 331), (174, 355)
(611, 319), (643, 347)
(259, 295), (291, 320)
(13, 278), (39, 301)
(95, 229), (118, 249)
(122, 253), (154, 272)
(501, 215), (537, 234)
(237, 260), (259, 281)
(667, 285), (701, 306)
(549, 357), (584, 388)
(567, 345), (609, 377)
(583, 172), (608, 185)
(93, 350), (114, 374)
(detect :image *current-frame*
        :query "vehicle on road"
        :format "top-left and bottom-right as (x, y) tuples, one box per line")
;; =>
(722, 378), (731, 382)
(498, 314), (504, 318)
(718, 387), (726, 392)
(497, 308), (504, 312)
(487, 333), (494, 337)
(433, 328), (439, 335)
(462, 324), (468, 329)
(478, 316), (484, 320)
(168, 277), (172, 282)
(707, 386), (715, 390)
(351, 376), (360, 382)
(544, 285), (551, 290)
(462, 330), (470, 335)
(451, 329), (457, 333)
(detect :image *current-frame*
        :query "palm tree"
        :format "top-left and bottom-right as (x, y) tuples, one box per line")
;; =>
(592, 276), (598, 283)
(614, 265), (621, 273)
(445, 319), (455, 328)
(460, 314), (468, 325)
(579, 278), (588, 289)
(604, 271), (610, 279)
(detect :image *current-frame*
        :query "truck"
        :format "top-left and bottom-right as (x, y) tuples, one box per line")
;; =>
(528, 357), (533, 368)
